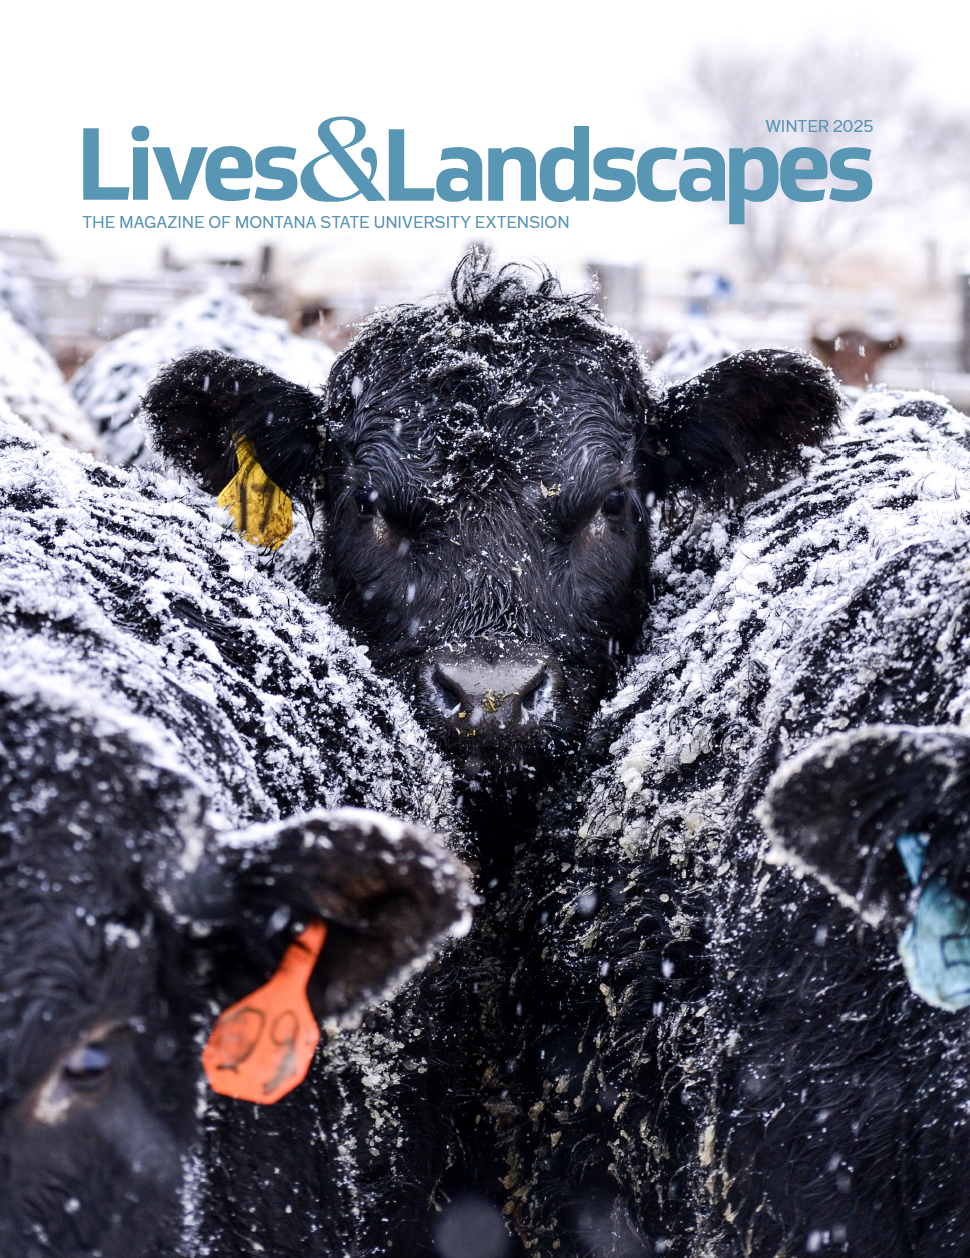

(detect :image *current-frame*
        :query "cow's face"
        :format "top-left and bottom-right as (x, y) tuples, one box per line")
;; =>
(811, 330), (904, 389)
(0, 707), (469, 1258)
(0, 922), (194, 1258)
(315, 305), (653, 789)
(145, 258), (841, 792)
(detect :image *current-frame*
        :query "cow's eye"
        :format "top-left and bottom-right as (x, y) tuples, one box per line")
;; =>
(354, 488), (379, 517)
(63, 1044), (111, 1087)
(602, 488), (627, 516)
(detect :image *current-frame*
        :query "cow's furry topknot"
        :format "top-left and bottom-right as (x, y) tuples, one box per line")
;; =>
(325, 251), (652, 437)
(449, 251), (584, 324)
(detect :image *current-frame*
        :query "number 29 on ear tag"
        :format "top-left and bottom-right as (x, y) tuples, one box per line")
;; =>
(202, 920), (327, 1105)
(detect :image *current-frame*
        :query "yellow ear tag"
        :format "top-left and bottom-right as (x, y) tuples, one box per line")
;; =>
(217, 436), (293, 550)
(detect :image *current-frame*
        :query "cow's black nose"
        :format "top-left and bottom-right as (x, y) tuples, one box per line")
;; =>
(423, 646), (562, 740)
(433, 659), (547, 725)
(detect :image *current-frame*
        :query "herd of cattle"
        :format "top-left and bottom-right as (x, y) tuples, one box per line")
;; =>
(1, 255), (968, 1257)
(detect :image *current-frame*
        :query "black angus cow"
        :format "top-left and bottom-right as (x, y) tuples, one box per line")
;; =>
(145, 258), (838, 834)
(494, 389), (970, 1257)
(0, 404), (469, 1258)
(144, 255), (841, 1254)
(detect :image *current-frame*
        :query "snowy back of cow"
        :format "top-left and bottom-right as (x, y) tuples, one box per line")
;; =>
(489, 389), (970, 1255)
(0, 405), (469, 1258)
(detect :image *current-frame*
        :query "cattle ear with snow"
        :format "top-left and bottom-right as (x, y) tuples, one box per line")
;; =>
(757, 724), (970, 934)
(4, 693), (468, 1027)
(160, 808), (471, 1020)
(648, 349), (842, 504)
(141, 348), (324, 507)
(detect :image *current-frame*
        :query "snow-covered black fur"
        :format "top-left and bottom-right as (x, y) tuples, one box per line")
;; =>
(144, 255), (840, 800)
(487, 390), (970, 1256)
(0, 404), (470, 1258)
(140, 256), (844, 1256)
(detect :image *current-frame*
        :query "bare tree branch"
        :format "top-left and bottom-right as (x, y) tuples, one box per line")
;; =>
(671, 45), (970, 278)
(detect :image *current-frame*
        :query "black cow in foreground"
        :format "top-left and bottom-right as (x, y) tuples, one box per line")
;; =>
(495, 389), (970, 1257)
(0, 405), (470, 1257)
(146, 259), (838, 850)
(144, 255), (845, 1254)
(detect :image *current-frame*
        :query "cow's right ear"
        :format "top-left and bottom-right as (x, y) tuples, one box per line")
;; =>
(156, 808), (473, 1024)
(646, 348), (842, 505)
(141, 350), (325, 509)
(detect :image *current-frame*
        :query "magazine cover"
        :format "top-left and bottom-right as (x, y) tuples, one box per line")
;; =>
(1, 1), (969, 1255)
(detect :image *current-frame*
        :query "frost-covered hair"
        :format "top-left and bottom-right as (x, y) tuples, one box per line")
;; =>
(325, 254), (839, 506)
(327, 254), (649, 437)
(490, 389), (970, 1255)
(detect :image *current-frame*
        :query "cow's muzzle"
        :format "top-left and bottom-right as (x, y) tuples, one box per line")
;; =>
(420, 643), (565, 753)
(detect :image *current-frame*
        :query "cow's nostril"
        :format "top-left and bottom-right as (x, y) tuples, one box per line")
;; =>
(432, 666), (470, 716)
(519, 668), (552, 718)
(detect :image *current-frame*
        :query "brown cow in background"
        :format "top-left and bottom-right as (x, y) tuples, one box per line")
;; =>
(812, 328), (905, 387)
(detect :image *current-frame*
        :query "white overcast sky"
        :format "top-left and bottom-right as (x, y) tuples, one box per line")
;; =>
(1, 0), (966, 288)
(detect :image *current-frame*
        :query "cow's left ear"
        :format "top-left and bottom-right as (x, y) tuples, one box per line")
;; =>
(646, 349), (842, 504)
(141, 349), (325, 509)
(758, 725), (970, 933)
(157, 808), (473, 1023)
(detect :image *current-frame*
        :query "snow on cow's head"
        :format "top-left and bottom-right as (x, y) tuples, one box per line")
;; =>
(143, 255), (842, 797)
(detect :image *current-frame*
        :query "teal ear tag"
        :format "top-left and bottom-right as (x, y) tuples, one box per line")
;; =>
(896, 834), (970, 1011)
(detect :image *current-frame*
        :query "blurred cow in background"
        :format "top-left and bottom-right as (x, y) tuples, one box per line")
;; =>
(812, 327), (905, 388)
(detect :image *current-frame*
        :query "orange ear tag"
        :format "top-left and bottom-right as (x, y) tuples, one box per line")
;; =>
(202, 920), (327, 1104)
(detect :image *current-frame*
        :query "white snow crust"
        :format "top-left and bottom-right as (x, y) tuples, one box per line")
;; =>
(0, 306), (101, 454)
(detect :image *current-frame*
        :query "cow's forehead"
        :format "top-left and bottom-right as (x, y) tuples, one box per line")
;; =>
(326, 307), (645, 521)
(341, 365), (637, 483)
(340, 407), (634, 521)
